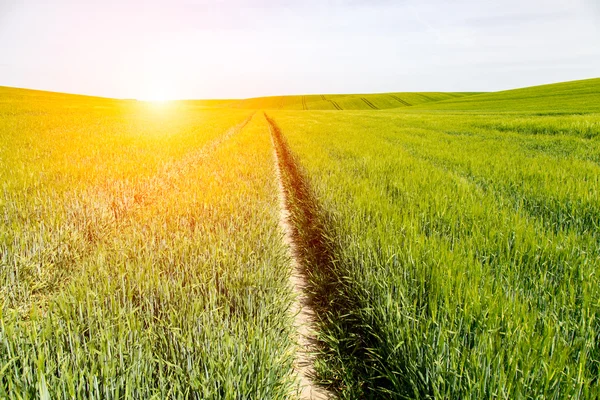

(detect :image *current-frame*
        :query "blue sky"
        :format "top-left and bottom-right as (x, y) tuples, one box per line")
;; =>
(0, 0), (599, 99)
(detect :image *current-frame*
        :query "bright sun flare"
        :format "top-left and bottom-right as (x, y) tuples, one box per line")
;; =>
(138, 93), (173, 102)
(138, 86), (177, 102)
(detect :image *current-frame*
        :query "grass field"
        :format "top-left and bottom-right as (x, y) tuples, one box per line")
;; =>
(1, 78), (599, 398)
(0, 93), (301, 398)
(205, 92), (479, 111)
(410, 78), (600, 114)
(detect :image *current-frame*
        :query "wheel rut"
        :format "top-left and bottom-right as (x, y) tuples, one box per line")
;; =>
(265, 113), (334, 400)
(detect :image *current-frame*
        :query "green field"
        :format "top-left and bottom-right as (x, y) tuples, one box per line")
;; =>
(410, 78), (600, 114)
(1, 78), (599, 398)
(183, 91), (479, 111)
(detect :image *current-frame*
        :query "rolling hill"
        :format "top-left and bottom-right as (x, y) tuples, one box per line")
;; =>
(411, 77), (600, 114)
(220, 92), (480, 110)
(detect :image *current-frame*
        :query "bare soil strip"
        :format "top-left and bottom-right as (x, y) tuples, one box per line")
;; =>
(266, 113), (333, 400)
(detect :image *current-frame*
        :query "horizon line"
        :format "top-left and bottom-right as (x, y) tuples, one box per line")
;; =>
(1, 75), (598, 102)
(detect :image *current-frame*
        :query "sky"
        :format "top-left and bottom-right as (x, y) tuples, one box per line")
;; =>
(0, 0), (599, 100)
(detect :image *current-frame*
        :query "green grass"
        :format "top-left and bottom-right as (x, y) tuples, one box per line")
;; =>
(1, 77), (599, 398)
(226, 92), (479, 111)
(411, 77), (600, 113)
(0, 92), (300, 398)
(268, 78), (600, 398)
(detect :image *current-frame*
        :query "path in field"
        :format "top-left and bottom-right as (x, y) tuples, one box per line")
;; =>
(266, 113), (333, 400)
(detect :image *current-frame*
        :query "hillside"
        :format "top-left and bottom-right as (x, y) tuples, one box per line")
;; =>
(4, 77), (598, 114)
(226, 92), (479, 110)
(411, 78), (600, 113)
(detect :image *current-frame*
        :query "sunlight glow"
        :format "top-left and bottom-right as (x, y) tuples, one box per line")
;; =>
(136, 71), (179, 102)
(137, 88), (176, 102)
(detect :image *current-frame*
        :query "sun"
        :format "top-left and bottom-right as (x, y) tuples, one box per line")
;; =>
(137, 58), (182, 102)
(138, 90), (174, 102)
(137, 83), (178, 102)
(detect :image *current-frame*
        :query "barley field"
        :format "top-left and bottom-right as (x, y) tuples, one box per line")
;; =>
(1, 78), (599, 398)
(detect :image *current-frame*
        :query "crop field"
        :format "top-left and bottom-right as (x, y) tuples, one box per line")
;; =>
(1, 78), (599, 399)
(0, 94), (300, 398)
(215, 92), (478, 111)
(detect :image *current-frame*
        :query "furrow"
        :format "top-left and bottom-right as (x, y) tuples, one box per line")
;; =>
(265, 113), (333, 400)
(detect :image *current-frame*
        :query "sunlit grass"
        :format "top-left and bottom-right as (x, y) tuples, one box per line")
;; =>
(0, 92), (299, 398)
(1, 78), (599, 398)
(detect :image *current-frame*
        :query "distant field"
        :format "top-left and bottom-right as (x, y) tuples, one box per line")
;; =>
(1, 78), (599, 398)
(411, 77), (600, 113)
(221, 91), (479, 110)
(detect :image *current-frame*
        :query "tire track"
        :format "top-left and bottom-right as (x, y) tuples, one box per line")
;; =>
(265, 113), (333, 400)
(390, 95), (412, 107)
(360, 97), (379, 110)
(417, 93), (435, 102)
(265, 114), (387, 397)
(328, 100), (342, 111)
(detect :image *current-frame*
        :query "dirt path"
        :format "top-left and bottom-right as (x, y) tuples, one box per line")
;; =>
(266, 114), (333, 400)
